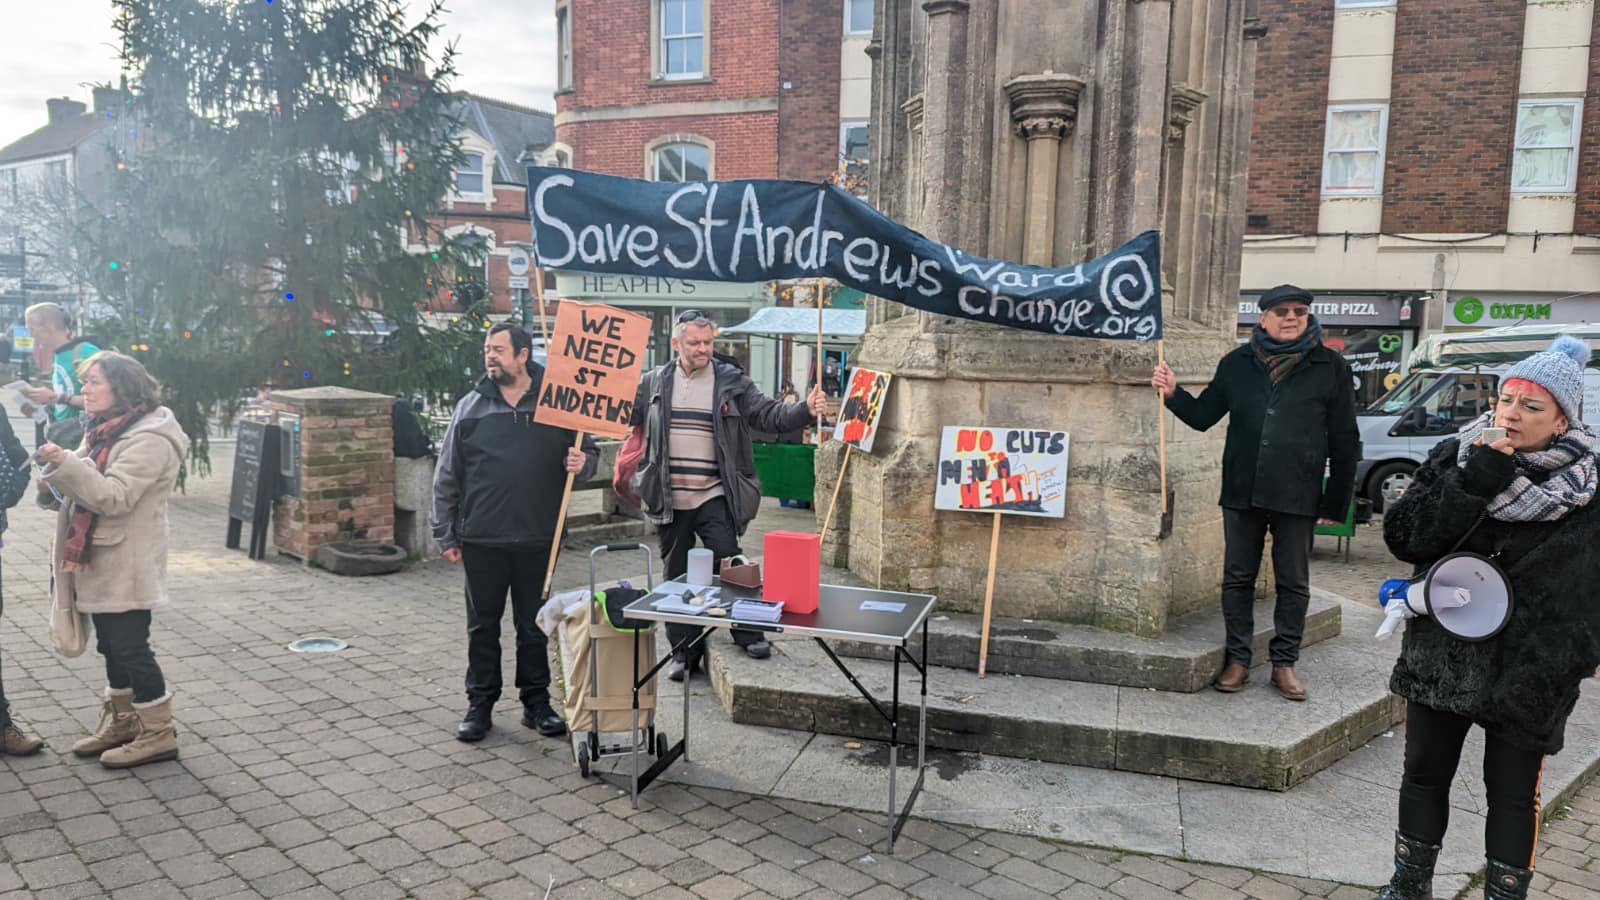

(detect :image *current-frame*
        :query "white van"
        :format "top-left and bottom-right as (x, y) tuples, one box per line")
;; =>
(1357, 367), (1600, 511)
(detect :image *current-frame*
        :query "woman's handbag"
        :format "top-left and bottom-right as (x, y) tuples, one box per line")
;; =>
(48, 573), (89, 658)
(720, 554), (762, 589)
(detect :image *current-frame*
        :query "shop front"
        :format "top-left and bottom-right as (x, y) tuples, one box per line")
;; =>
(553, 271), (772, 380)
(1238, 291), (1423, 408)
(1445, 292), (1600, 332)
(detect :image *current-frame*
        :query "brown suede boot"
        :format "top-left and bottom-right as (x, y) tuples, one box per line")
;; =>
(73, 688), (138, 758)
(100, 694), (178, 769)
(0, 716), (44, 756)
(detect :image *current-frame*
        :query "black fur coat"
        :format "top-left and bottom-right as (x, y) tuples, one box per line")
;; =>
(1384, 438), (1600, 754)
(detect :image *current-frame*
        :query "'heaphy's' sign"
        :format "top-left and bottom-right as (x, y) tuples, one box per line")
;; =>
(527, 167), (1162, 341)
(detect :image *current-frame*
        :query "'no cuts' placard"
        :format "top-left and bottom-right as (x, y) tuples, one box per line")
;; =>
(934, 427), (1069, 518)
(535, 301), (651, 439)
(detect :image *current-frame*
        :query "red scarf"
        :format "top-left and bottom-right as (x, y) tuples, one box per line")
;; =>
(60, 405), (150, 570)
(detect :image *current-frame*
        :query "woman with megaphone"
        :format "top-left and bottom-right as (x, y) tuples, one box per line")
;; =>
(1376, 335), (1600, 900)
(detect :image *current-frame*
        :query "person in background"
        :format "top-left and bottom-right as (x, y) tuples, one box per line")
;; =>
(630, 311), (824, 681)
(39, 351), (189, 769)
(0, 397), (34, 755)
(1375, 337), (1600, 900)
(20, 302), (98, 428)
(430, 324), (598, 743)
(1151, 283), (1359, 701)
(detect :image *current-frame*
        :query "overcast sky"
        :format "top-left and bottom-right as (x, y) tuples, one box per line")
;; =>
(0, 1), (558, 148)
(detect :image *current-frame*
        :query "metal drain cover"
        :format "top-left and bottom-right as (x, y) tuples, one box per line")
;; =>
(288, 637), (348, 653)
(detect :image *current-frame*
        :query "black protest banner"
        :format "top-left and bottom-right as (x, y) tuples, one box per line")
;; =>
(526, 167), (1161, 341)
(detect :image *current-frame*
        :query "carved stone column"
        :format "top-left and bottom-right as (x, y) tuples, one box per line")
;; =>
(1003, 74), (1084, 266)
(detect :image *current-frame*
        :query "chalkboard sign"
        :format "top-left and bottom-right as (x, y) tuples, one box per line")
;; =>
(226, 419), (281, 560)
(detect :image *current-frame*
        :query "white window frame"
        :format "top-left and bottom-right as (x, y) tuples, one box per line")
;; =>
(657, 0), (706, 81)
(1321, 103), (1389, 197)
(839, 121), (870, 163)
(455, 151), (486, 197)
(651, 143), (712, 183)
(1335, 0), (1395, 8)
(1, 169), (15, 205)
(845, 0), (873, 35)
(556, 4), (574, 91)
(1511, 98), (1582, 194)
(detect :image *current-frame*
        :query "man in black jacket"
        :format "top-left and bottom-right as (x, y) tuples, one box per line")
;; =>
(1152, 284), (1359, 701)
(630, 311), (823, 681)
(431, 324), (598, 742)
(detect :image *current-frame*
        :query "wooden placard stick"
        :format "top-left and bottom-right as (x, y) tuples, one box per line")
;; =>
(1157, 339), (1168, 514)
(977, 511), (1003, 678)
(815, 278), (827, 444)
(818, 444), (853, 544)
(532, 265), (551, 346)
(540, 430), (585, 600)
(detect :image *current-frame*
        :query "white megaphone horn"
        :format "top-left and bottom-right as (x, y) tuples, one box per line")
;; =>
(1376, 552), (1513, 642)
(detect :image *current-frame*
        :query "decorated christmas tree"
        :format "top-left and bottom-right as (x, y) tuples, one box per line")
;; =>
(77, 0), (489, 469)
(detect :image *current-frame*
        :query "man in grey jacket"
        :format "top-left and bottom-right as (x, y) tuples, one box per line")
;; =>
(631, 311), (823, 682)
(432, 324), (598, 742)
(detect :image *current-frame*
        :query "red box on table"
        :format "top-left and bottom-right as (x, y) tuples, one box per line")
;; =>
(762, 531), (820, 615)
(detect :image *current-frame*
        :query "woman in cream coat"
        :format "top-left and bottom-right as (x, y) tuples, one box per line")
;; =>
(39, 351), (188, 769)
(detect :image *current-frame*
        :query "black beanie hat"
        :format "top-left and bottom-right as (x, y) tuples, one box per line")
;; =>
(1258, 284), (1314, 312)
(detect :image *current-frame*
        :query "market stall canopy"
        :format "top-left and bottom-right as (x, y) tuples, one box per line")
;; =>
(1409, 322), (1600, 370)
(719, 307), (867, 339)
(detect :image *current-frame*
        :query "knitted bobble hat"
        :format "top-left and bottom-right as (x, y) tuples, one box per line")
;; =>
(1502, 335), (1593, 421)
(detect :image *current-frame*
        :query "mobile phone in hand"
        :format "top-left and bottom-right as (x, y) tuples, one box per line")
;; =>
(1483, 426), (1507, 445)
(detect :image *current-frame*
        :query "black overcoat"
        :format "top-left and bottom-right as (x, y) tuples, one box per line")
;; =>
(1165, 344), (1360, 520)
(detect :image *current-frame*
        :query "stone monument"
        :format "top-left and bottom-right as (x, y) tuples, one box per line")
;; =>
(823, 0), (1263, 636)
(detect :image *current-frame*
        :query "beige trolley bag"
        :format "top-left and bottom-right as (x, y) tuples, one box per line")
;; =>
(565, 543), (669, 777)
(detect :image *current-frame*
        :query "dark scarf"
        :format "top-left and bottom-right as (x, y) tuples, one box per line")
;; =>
(61, 405), (150, 570)
(1250, 316), (1323, 383)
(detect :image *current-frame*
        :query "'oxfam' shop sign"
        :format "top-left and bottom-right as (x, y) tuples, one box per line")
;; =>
(1451, 294), (1563, 327)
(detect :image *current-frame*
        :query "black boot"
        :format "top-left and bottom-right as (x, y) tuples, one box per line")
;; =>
(1376, 831), (1440, 900)
(1483, 858), (1533, 899)
(455, 705), (492, 742)
(521, 701), (567, 737)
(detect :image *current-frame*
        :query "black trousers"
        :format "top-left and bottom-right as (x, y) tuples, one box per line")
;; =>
(461, 542), (553, 709)
(658, 497), (760, 666)
(92, 611), (166, 704)
(1399, 701), (1545, 867)
(1221, 506), (1315, 667)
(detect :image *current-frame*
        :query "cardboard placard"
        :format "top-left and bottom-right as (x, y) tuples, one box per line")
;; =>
(534, 301), (651, 439)
(832, 367), (891, 453)
(934, 426), (1068, 518)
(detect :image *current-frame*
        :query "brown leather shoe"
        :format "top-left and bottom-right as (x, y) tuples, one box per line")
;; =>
(1271, 666), (1308, 701)
(1212, 662), (1250, 693)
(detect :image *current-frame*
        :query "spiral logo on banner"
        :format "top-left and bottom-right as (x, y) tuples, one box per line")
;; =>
(1100, 254), (1155, 313)
(526, 167), (1163, 342)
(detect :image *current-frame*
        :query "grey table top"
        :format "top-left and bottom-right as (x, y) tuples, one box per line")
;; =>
(622, 578), (936, 646)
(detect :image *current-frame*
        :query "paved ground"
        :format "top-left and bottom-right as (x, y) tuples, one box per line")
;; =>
(0, 445), (1594, 899)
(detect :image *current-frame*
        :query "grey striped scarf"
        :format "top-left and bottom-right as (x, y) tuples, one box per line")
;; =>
(1456, 411), (1598, 522)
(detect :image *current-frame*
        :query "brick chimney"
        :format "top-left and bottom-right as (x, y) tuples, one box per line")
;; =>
(92, 87), (120, 114)
(46, 98), (87, 123)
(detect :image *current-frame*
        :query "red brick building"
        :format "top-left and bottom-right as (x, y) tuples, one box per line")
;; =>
(415, 94), (555, 321)
(1240, 0), (1600, 508)
(548, 0), (875, 385)
(1242, 1), (1600, 357)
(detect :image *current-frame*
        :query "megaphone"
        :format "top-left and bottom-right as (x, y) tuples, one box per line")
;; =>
(1376, 552), (1513, 642)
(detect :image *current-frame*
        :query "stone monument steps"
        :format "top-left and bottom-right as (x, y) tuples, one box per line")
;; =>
(704, 599), (1403, 791)
(822, 590), (1344, 693)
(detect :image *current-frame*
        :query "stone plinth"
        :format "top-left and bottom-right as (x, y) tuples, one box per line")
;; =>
(833, 0), (1261, 637)
(270, 387), (395, 562)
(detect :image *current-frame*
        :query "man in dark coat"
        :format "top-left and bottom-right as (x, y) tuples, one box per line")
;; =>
(1151, 284), (1360, 700)
(630, 310), (823, 681)
(431, 324), (599, 743)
